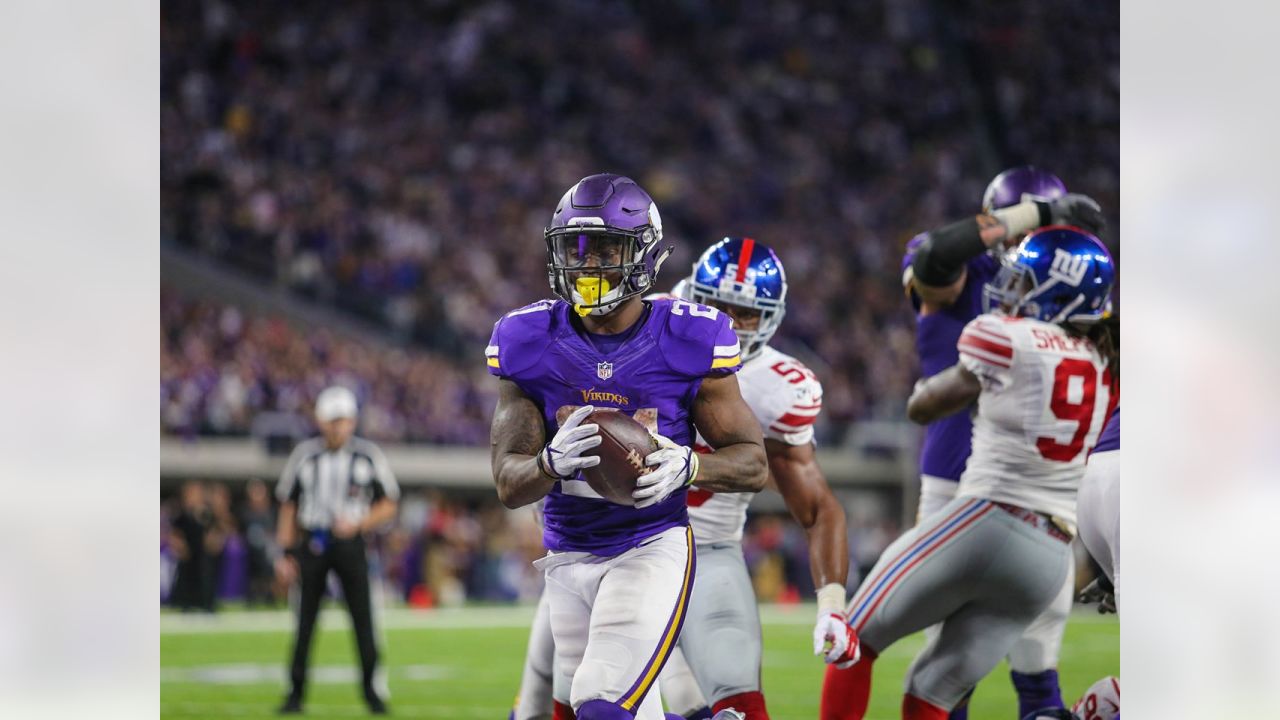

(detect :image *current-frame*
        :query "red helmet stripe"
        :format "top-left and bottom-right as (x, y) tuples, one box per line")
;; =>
(734, 237), (755, 283)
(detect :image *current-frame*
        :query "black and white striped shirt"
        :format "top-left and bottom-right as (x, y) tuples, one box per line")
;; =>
(275, 436), (400, 530)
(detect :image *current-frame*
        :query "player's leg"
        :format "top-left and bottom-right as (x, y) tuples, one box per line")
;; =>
(284, 547), (329, 707)
(330, 538), (384, 709)
(912, 477), (972, 720)
(822, 498), (999, 720)
(571, 526), (695, 720)
(1005, 558), (1074, 718)
(676, 542), (767, 719)
(916, 475), (958, 523)
(657, 646), (710, 720)
(903, 509), (1072, 715)
(1077, 450), (1120, 609)
(513, 589), (557, 720)
(540, 554), (599, 720)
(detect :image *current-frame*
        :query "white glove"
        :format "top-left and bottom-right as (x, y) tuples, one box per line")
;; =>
(538, 405), (602, 479)
(814, 583), (859, 667)
(632, 432), (699, 509)
(815, 612), (859, 667)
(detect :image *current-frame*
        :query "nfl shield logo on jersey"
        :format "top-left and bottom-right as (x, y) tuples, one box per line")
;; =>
(597, 362), (613, 380)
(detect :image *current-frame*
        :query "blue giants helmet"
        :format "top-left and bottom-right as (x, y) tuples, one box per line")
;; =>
(982, 165), (1067, 213)
(687, 237), (787, 361)
(983, 226), (1115, 325)
(545, 173), (673, 317)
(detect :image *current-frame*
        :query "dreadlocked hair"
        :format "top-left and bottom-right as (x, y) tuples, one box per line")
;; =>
(1064, 314), (1120, 386)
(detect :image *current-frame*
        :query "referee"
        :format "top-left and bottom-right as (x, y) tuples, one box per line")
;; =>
(274, 386), (399, 715)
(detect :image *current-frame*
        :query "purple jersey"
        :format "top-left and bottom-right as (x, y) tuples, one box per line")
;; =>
(487, 297), (742, 555)
(903, 234), (1001, 481)
(1093, 406), (1119, 454)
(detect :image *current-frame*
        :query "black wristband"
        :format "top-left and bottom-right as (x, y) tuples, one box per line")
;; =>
(284, 546), (301, 559)
(535, 448), (560, 480)
(1034, 201), (1052, 227)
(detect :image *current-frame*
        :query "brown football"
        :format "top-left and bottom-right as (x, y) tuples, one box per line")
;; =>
(580, 409), (658, 506)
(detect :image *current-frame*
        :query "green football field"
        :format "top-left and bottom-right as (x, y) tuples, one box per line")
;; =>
(161, 604), (1117, 719)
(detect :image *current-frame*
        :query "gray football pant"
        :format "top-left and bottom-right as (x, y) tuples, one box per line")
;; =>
(514, 590), (555, 720)
(846, 497), (1071, 709)
(918, 476), (1073, 672)
(672, 542), (763, 706)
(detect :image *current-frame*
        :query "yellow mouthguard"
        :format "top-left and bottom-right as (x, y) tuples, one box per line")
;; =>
(573, 277), (611, 317)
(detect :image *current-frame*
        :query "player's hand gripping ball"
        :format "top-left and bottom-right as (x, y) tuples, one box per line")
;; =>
(578, 409), (660, 506)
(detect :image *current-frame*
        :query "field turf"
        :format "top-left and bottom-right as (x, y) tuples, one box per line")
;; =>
(161, 604), (1117, 719)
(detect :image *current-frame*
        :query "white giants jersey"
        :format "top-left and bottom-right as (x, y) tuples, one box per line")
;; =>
(688, 345), (823, 544)
(956, 314), (1116, 527)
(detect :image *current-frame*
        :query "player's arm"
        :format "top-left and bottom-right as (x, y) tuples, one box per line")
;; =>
(909, 194), (1104, 310)
(906, 364), (982, 424)
(910, 211), (1029, 309)
(490, 379), (557, 509)
(768, 439), (848, 589)
(768, 438), (861, 666)
(359, 444), (400, 534)
(689, 373), (768, 493)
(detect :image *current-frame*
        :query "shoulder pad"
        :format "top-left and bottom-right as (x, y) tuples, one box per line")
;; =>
(652, 298), (743, 377)
(487, 299), (558, 379)
(958, 314), (1017, 390)
(756, 351), (823, 445)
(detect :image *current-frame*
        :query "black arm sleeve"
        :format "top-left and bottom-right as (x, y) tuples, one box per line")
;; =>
(910, 218), (989, 287)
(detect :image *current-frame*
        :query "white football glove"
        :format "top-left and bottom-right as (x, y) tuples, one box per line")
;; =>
(814, 583), (859, 667)
(538, 405), (602, 479)
(815, 612), (859, 667)
(632, 432), (699, 509)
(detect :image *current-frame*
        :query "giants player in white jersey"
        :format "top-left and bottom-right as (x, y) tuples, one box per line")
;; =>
(508, 237), (853, 720)
(656, 237), (853, 720)
(821, 227), (1118, 720)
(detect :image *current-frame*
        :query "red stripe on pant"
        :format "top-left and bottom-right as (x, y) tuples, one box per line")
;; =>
(854, 504), (995, 634)
(846, 500), (980, 620)
(553, 700), (576, 720)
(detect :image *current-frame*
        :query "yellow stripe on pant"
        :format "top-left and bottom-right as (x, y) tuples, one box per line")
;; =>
(619, 525), (696, 711)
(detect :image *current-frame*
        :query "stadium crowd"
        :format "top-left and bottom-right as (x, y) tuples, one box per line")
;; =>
(161, 480), (900, 609)
(161, 0), (1119, 444)
(162, 288), (494, 444)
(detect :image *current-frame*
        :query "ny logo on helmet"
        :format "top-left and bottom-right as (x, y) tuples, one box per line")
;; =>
(1049, 248), (1089, 287)
(597, 362), (613, 380)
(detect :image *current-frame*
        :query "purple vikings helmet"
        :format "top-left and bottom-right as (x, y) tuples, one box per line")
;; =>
(545, 173), (672, 317)
(984, 226), (1115, 325)
(687, 237), (787, 361)
(982, 165), (1068, 213)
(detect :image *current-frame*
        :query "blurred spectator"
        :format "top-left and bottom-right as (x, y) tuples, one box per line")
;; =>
(206, 482), (244, 608)
(240, 479), (279, 606)
(164, 481), (900, 607)
(167, 481), (216, 612)
(161, 1), (1118, 441)
(161, 289), (496, 445)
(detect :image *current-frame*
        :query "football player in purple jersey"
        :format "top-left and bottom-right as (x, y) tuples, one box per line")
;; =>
(824, 167), (1106, 720)
(487, 173), (767, 720)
